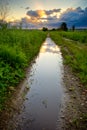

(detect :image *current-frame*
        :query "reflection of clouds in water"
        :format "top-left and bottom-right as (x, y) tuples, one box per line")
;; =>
(40, 42), (60, 54)
(12, 37), (64, 130)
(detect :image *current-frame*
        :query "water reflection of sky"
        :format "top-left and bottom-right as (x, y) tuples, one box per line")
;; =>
(40, 38), (60, 54)
(12, 37), (64, 130)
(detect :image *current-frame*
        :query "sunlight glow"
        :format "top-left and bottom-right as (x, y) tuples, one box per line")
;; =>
(37, 10), (47, 18)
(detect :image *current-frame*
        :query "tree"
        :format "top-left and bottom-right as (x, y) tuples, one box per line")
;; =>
(72, 25), (75, 31)
(0, 0), (10, 29)
(42, 27), (48, 31)
(51, 28), (56, 31)
(19, 22), (22, 29)
(60, 22), (68, 31)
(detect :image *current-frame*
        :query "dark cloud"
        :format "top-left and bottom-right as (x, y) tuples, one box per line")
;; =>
(46, 7), (87, 28)
(25, 7), (30, 10)
(75, 7), (83, 12)
(13, 7), (87, 29)
(45, 9), (61, 15)
(85, 7), (87, 12)
(59, 10), (79, 21)
(58, 7), (87, 28)
(40, 16), (58, 21)
(27, 10), (39, 17)
(26, 9), (61, 27)
(53, 9), (61, 12)
(26, 8), (61, 18)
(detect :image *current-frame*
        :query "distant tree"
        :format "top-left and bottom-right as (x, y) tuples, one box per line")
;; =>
(42, 27), (48, 31)
(0, 21), (7, 29)
(60, 22), (68, 31)
(19, 22), (22, 29)
(72, 25), (75, 31)
(51, 28), (56, 31)
(0, 0), (10, 29)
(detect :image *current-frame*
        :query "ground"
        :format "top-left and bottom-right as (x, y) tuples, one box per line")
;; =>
(0, 58), (87, 130)
(60, 65), (87, 130)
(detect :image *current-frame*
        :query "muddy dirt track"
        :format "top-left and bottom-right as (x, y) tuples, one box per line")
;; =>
(0, 37), (87, 130)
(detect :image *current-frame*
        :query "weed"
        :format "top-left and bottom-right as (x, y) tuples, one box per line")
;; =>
(50, 31), (87, 85)
(58, 31), (87, 44)
(71, 114), (87, 130)
(0, 29), (47, 110)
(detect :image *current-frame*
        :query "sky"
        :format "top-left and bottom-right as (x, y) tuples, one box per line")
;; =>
(0, 0), (87, 28)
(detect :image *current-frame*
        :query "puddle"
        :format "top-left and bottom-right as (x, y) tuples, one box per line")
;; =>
(8, 37), (65, 130)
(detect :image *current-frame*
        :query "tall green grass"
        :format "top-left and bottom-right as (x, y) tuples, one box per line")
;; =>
(50, 31), (87, 129)
(0, 29), (47, 110)
(50, 31), (87, 86)
(58, 30), (87, 43)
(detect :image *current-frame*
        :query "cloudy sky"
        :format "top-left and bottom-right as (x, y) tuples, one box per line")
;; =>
(0, 0), (87, 29)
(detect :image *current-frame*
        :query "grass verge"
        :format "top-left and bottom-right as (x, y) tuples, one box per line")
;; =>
(0, 29), (47, 111)
(50, 31), (87, 130)
(50, 31), (87, 86)
(58, 30), (87, 43)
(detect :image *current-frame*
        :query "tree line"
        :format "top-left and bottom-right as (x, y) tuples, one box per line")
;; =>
(42, 22), (75, 31)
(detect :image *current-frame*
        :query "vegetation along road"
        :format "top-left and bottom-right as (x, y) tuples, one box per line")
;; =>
(0, 29), (87, 130)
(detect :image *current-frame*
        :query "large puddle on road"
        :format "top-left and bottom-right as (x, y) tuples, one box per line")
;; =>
(9, 37), (65, 130)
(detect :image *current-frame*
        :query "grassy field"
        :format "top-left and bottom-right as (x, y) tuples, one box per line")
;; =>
(58, 30), (87, 43)
(50, 31), (87, 86)
(50, 30), (87, 130)
(0, 29), (47, 110)
(0, 29), (87, 129)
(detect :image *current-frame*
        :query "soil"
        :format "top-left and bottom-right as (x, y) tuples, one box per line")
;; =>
(0, 64), (87, 130)
(60, 65), (87, 130)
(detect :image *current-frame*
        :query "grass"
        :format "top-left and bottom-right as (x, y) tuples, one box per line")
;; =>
(58, 30), (87, 43)
(50, 31), (87, 129)
(71, 113), (87, 130)
(50, 31), (87, 86)
(0, 29), (47, 110)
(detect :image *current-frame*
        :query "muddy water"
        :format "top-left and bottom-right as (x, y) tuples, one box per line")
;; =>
(10, 37), (65, 130)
